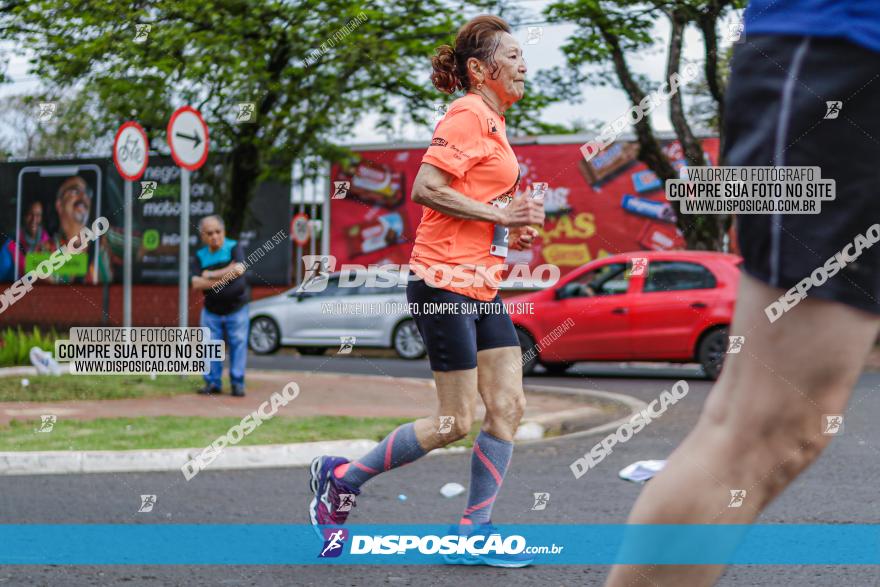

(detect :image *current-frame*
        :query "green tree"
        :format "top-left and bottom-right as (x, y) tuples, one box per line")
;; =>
(3, 0), (561, 235)
(0, 90), (112, 158)
(546, 0), (745, 250)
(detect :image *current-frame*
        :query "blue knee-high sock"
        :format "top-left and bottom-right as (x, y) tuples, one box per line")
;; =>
(461, 430), (513, 526)
(334, 422), (426, 489)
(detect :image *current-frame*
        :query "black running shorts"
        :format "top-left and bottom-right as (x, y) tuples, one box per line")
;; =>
(725, 35), (880, 315)
(406, 276), (519, 372)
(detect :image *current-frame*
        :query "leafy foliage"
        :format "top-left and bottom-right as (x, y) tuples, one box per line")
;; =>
(1, 1), (563, 232)
(0, 326), (58, 366)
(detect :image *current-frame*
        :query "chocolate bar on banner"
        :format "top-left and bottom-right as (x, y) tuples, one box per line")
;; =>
(345, 211), (406, 256)
(336, 159), (405, 208)
(621, 194), (677, 224)
(578, 142), (639, 189)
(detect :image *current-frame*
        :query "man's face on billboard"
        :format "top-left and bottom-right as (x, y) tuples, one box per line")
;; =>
(25, 202), (43, 236)
(56, 177), (91, 228)
(200, 217), (225, 250)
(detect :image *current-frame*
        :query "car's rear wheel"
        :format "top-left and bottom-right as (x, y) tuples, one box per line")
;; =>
(542, 361), (574, 375)
(297, 346), (326, 356)
(698, 326), (728, 380)
(516, 328), (538, 375)
(248, 316), (280, 354)
(393, 319), (426, 359)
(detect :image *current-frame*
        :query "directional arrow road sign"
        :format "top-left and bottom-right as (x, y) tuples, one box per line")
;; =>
(167, 106), (209, 171)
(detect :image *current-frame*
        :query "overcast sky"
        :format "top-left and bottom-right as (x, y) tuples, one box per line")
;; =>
(0, 3), (741, 150)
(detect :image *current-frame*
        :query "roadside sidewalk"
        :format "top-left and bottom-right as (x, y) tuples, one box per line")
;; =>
(0, 369), (603, 425)
(0, 368), (642, 476)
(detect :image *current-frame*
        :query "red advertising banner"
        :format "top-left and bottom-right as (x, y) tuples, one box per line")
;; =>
(330, 138), (719, 279)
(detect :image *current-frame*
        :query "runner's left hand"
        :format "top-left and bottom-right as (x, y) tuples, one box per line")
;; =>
(510, 226), (539, 250)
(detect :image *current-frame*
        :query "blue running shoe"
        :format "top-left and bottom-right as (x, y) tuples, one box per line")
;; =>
(442, 522), (535, 568)
(308, 456), (360, 540)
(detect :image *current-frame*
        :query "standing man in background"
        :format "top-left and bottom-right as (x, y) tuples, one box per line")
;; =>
(191, 215), (250, 397)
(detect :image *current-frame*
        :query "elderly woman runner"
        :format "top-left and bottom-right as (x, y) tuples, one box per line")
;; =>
(308, 15), (544, 567)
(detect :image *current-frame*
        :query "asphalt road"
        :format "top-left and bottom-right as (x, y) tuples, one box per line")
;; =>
(2, 353), (879, 586)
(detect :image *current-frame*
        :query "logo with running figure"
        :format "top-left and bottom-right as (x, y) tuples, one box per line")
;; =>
(338, 336), (356, 354)
(727, 336), (745, 354)
(133, 23), (151, 43)
(728, 489), (746, 508)
(37, 102), (56, 122)
(36, 414), (57, 433)
(726, 22), (744, 43)
(531, 492), (550, 510)
(236, 102), (256, 123)
(138, 494), (157, 513)
(824, 101), (842, 120)
(337, 494), (356, 512)
(822, 414), (844, 435)
(438, 415), (455, 434)
(332, 181), (350, 199)
(139, 181), (157, 200)
(630, 257), (648, 276)
(526, 26), (543, 45)
(319, 528), (348, 558)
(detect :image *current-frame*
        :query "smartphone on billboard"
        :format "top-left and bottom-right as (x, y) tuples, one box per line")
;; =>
(15, 164), (106, 283)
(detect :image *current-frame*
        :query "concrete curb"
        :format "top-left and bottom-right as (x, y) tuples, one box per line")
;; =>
(0, 439), (378, 477)
(0, 370), (644, 475)
(516, 384), (649, 444)
(0, 366), (38, 377)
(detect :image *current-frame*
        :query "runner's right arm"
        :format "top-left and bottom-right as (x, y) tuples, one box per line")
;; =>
(412, 163), (543, 227)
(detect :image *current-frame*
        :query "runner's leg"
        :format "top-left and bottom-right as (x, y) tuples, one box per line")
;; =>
(604, 274), (880, 587)
(459, 345), (524, 525)
(335, 368), (480, 488)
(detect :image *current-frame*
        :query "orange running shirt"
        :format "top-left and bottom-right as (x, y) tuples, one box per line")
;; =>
(409, 93), (520, 301)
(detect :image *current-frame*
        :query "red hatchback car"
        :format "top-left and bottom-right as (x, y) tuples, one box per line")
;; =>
(506, 251), (742, 379)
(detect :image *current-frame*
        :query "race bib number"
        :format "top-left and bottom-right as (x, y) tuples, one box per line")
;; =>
(489, 195), (513, 258)
(490, 225), (509, 258)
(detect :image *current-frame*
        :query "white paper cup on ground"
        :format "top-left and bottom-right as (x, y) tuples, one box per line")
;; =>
(440, 482), (466, 498)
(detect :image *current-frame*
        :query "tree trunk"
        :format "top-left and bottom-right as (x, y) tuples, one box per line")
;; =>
(226, 135), (259, 237)
(665, 8), (728, 251)
(222, 38), (290, 236)
(667, 9), (705, 168)
(602, 29), (677, 181)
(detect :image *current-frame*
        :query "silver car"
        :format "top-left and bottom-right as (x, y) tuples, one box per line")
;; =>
(247, 269), (426, 359)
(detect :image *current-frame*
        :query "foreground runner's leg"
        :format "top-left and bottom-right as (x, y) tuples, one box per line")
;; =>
(308, 367), (480, 535)
(604, 274), (880, 587)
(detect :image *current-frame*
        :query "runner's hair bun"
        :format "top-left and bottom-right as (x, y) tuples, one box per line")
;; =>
(431, 45), (460, 94)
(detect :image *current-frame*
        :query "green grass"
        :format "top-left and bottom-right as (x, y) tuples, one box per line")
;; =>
(0, 415), (481, 451)
(0, 374), (202, 402)
(0, 326), (60, 367)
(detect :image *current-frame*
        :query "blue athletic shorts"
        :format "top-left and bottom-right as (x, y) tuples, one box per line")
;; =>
(406, 276), (519, 372)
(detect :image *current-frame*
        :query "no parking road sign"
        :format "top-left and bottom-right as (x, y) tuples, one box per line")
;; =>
(167, 105), (209, 171)
(292, 213), (311, 246)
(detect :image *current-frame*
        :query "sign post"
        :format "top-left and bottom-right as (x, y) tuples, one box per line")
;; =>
(167, 106), (209, 329)
(112, 122), (149, 328)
